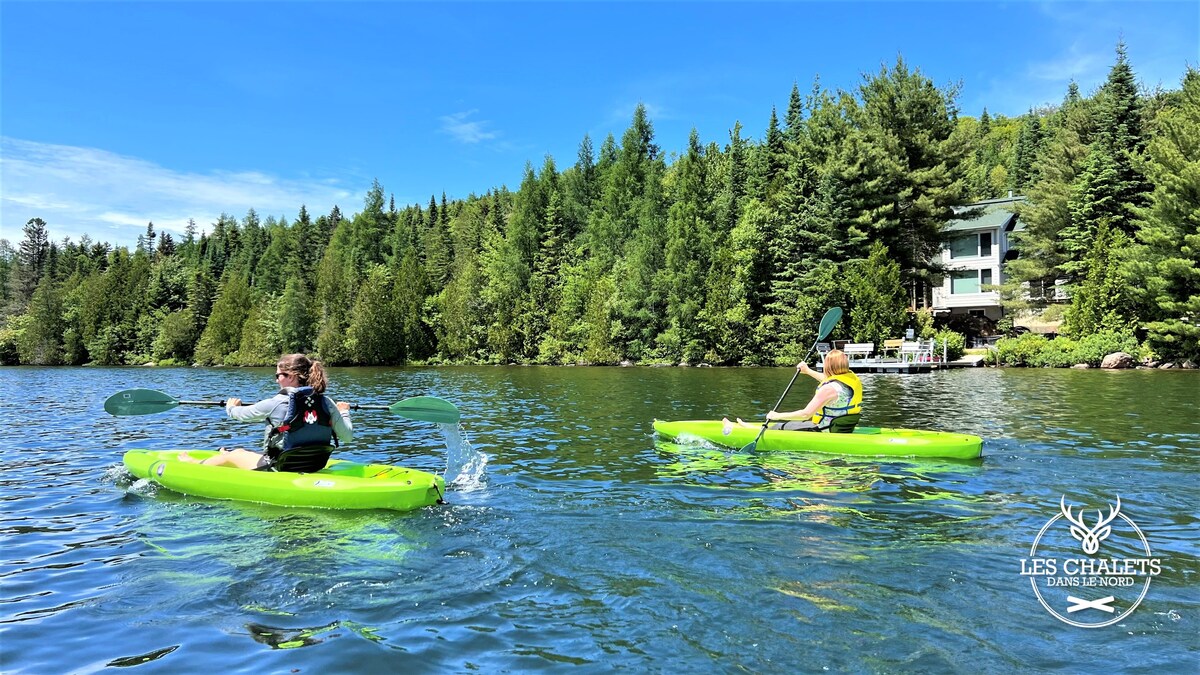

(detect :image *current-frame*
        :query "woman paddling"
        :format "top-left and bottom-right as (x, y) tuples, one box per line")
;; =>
(724, 349), (863, 433)
(178, 354), (353, 471)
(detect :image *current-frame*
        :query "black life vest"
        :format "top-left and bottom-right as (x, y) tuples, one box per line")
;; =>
(264, 386), (337, 472)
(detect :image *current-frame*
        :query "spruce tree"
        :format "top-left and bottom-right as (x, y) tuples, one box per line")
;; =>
(1062, 145), (1121, 281)
(1093, 41), (1151, 233)
(662, 129), (712, 362)
(1127, 68), (1200, 360)
(1064, 220), (1131, 336)
(844, 241), (907, 347)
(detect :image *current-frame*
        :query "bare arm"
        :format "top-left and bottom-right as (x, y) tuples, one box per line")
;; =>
(797, 361), (824, 383)
(766, 385), (837, 422)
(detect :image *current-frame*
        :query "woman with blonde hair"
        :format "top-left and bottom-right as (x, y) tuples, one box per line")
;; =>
(724, 349), (863, 433)
(179, 353), (353, 471)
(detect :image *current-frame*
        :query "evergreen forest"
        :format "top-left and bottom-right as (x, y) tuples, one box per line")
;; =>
(3, 48), (1198, 367)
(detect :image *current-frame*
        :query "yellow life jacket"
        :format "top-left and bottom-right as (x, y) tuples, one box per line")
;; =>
(811, 372), (863, 424)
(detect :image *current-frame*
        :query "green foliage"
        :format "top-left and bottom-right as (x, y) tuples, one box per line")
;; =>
(993, 329), (1140, 367)
(933, 329), (966, 361)
(1126, 68), (1200, 362)
(346, 265), (404, 365)
(153, 309), (199, 363)
(194, 273), (253, 365)
(844, 241), (907, 348)
(992, 332), (1051, 366)
(912, 308), (937, 338)
(6, 50), (1191, 368)
(16, 277), (66, 364)
(0, 314), (30, 365)
(1064, 220), (1133, 336)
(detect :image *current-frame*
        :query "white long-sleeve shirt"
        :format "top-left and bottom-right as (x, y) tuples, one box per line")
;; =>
(226, 387), (353, 448)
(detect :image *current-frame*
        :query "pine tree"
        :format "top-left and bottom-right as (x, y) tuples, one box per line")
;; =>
(277, 276), (315, 353)
(1127, 68), (1200, 360)
(844, 241), (907, 347)
(1064, 220), (1131, 336)
(847, 56), (971, 308)
(346, 264), (404, 364)
(1008, 112), (1043, 192)
(194, 272), (253, 365)
(13, 218), (50, 307)
(661, 129), (712, 362)
(784, 82), (805, 146)
(1093, 41), (1152, 234)
(1006, 86), (1094, 305)
(763, 106), (787, 200)
(1062, 145), (1122, 281)
(561, 134), (598, 243)
(16, 276), (65, 364)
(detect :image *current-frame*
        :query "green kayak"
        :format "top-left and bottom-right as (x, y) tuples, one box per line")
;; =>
(123, 450), (445, 512)
(652, 420), (983, 460)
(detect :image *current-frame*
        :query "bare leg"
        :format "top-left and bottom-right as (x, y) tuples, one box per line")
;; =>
(177, 448), (264, 470)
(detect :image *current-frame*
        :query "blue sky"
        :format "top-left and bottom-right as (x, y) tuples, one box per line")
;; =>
(2, 1), (1196, 248)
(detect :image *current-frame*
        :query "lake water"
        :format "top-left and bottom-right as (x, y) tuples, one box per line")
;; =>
(1, 365), (1197, 672)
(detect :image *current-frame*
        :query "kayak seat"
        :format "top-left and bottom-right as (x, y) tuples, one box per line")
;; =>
(826, 414), (860, 434)
(261, 445), (333, 473)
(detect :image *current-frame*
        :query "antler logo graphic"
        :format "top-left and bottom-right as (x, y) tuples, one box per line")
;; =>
(1060, 496), (1121, 555)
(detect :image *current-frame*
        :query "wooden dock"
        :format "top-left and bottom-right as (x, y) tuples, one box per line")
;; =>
(820, 355), (986, 374)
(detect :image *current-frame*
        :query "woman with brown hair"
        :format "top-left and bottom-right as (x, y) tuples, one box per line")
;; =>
(178, 353), (353, 471)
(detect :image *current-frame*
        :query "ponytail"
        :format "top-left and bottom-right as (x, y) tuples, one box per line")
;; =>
(277, 353), (329, 394)
(307, 360), (328, 394)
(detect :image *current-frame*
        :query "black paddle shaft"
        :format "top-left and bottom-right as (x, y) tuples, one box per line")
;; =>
(741, 306), (843, 451)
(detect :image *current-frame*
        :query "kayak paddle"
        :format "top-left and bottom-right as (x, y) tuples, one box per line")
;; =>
(351, 396), (461, 424)
(104, 389), (461, 424)
(740, 306), (843, 452)
(104, 388), (225, 416)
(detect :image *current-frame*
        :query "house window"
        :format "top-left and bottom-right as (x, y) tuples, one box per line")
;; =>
(950, 269), (995, 294)
(949, 232), (995, 258)
(950, 270), (979, 294)
(949, 236), (976, 258)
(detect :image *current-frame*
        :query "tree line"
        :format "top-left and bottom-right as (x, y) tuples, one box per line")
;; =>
(2, 48), (1196, 367)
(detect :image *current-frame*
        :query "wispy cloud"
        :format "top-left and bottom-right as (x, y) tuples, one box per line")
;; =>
(0, 137), (359, 246)
(439, 110), (499, 144)
(606, 100), (670, 128)
(1025, 43), (1107, 84)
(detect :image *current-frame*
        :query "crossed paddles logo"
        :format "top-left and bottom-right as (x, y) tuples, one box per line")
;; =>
(1021, 495), (1161, 628)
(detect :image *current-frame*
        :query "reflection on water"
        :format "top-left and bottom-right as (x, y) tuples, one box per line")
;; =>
(245, 619), (382, 650)
(0, 365), (1196, 672)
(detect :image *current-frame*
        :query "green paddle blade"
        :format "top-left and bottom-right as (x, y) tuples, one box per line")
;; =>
(388, 396), (461, 424)
(104, 389), (181, 416)
(817, 307), (843, 341)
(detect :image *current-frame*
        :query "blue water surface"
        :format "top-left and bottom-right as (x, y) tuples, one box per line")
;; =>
(1, 366), (1196, 672)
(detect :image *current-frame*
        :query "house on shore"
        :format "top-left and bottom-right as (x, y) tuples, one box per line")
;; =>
(931, 194), (1025, 324)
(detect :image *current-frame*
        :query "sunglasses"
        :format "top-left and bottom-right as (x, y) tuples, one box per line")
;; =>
(275, 371), (289, 379)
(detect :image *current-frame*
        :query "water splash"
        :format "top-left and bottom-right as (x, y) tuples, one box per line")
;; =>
(437, 422), (488, 491)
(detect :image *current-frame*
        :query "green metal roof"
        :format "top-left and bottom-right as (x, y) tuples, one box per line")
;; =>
(945, 196), (1025, 233)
